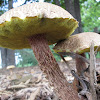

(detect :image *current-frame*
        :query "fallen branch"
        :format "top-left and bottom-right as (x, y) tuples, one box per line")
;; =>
(89, 41), (97, 100)
(94, 45), (100, 55)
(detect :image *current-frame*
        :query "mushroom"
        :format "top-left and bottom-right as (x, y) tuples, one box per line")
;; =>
(61, 56), (72, 62)
(53, 32), (100, 93)
(0, 2), (80, 100)
(7, 65), (15, 75)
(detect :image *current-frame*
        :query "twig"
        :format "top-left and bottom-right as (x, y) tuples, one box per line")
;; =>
(85, 92), (92, 100)
(60, 55), (88, 94)
(60, 54), (71, 70)
(58, 52), (90, 64)
(71, 70), (88, 94)
(94, 45), (100, 55)
(60, 54), (89, 83)
(80, 65), (90, 80)
(89, 41), (97, 100)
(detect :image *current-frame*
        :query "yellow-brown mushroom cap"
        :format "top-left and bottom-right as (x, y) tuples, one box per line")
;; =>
(6, 65), (15, 69)
(53, 32), (100, 54)
(0, 2), (78, 49)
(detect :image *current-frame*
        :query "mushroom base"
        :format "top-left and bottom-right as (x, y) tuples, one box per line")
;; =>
(28, 34), (80, 100)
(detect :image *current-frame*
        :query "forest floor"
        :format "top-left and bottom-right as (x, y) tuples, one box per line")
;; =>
(0, 59), (100, 100)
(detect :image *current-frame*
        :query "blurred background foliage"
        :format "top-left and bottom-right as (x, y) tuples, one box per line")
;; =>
(81, 0), (100, 32)
(0, 0), (100, 67)
(15, 45), (61, 67)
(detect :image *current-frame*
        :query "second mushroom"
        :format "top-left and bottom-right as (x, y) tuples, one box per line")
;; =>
(54, 32), (100, 97)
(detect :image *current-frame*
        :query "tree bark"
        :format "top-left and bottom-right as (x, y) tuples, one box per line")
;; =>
(8, 0), (13, 9)
(1, 48), (15, 67)
(1, 0), (15, 67)
(55, 0), (60, 6)
(64, 0), (78, 35)
(94, 27), (98, 33)
(1, 48), (7, 67)
(89, 42), (97, 100)
(64, 0), (75, 17)
(74, 0), (82, 33)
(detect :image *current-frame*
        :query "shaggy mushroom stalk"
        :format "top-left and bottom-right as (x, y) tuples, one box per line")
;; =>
(0, 2), (80, 100)
(76, 54), (87, 77)
(28, 34), (80, 100)
(74, 53), (88, 92)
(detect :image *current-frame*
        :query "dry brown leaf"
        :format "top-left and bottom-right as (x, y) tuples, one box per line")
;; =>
(29, 87), (41, 100)
(7, 84), (27, 90)
(35, 74), (42, 83)
(1, 94), (10, 100)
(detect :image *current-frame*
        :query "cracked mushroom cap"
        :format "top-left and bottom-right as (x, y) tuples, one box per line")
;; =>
(53, 32), (100, 54)
(0, 2), (78, 49)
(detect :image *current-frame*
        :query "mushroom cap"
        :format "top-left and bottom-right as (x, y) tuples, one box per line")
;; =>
(7, 65), (15, 69)
(53, 32), (100, 54)
(61, 56), (72, 62)
(0, 2), (78, 49)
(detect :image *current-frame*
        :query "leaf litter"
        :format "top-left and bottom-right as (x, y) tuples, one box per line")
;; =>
(0, 59), (100, 100)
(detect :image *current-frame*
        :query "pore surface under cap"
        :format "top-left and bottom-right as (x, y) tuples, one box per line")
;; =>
(54, 32), (100, 54)
(0, 2), (78, 49)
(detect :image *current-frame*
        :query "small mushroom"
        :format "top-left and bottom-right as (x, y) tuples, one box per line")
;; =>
(61, 56), (72, 62)
(0, 2), (79, 100)
(54, 32), (100, 92)
(7, 65), (15, 75)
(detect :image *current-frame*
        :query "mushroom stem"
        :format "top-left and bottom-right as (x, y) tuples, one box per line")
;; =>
(76, 54), (87, 76)
(73, 53), (87, 92)
(28, 34), (80, 100)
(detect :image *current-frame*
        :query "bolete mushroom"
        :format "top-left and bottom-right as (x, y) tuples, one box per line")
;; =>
(0, 2), (80, 100)
(7, 65), (15, 75)
(61, 56), (72, 62)
(53, 32), (100, 93)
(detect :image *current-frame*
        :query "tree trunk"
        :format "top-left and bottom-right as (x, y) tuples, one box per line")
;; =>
(64, 0), (78, 35)
(64, 0), (75, 17)
(1, 0), (15, 67)
(1, 48), (7, 67)
(1, 48), (15, 67)
(8, 0), (13, 9)
(94, 27), (98, 33)
(74, 0), (82, 33)
(55, 0), (60, 6)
